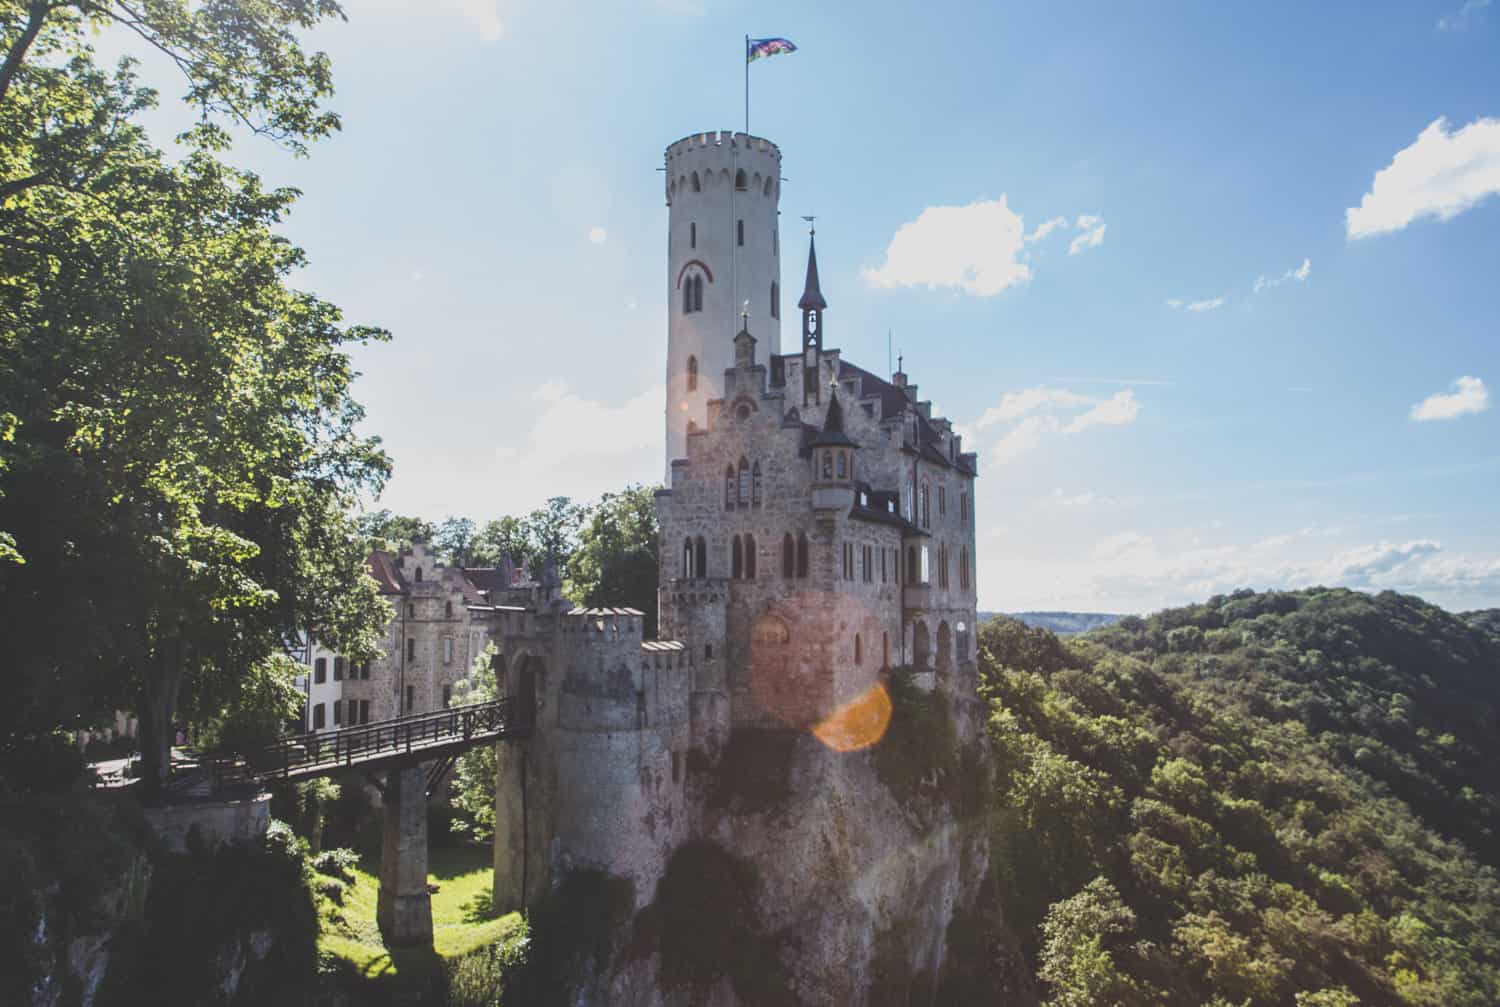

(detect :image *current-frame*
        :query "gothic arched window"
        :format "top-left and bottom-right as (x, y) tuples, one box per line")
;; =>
(796, 533), (809, 579)
(686, 355), (698, 392)
(690, 221), (696, 248)
(695, 537), (707, 579)
(731, 536), (744, 579)
(735, 169), (747, 190)
(782, 533), (795, 578)
(752, 462), (762, 508)
(683, 280), (692, 314)
(921, 482), (931, 528)
(737, 458), (751, 507)
(744, 534), (757, 579)
(822, 451), (833, 479)
(836, 451), (847, 479)
(725, 466), (736, 510)
(691, 171), (700, 192)
(771, 282), (779, 319)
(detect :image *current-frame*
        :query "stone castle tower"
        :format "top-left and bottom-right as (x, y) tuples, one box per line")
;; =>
(656, 131), (981, 735)
(663, 132), (784, 475)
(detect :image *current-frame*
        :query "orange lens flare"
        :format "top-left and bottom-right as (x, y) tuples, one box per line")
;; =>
(811, 683), (892, 753)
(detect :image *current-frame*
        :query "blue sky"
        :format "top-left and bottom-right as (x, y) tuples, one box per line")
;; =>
(117, 0), (1500, 613)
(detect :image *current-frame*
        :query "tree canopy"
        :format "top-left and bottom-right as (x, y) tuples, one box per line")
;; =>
(0, 0), (386, 791)
(975, 589), (1500, 1006)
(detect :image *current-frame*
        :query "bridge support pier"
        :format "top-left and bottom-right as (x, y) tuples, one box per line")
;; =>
(377, 766), (433, 946)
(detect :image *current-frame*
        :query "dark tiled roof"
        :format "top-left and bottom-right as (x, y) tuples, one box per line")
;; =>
(837, 359), (977, 476)
(462, 568), (508, 592)
(848, 484), (927, 535)
(367, 551), (406, 595)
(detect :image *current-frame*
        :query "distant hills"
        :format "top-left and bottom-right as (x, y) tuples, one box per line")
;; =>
(983, 611), (1124, 635)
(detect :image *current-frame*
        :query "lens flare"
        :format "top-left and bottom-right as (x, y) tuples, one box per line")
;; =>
(812, 683), (892, 753)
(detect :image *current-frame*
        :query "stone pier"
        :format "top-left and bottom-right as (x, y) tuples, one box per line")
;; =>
(377, 765), (433, 946)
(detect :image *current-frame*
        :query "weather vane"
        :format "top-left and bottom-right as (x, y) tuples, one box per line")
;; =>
(741, 299), (750, 322)
(801, 214), (815, 236)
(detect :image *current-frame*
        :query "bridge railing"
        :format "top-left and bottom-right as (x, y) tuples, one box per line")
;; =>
(258, 698), (530, 779)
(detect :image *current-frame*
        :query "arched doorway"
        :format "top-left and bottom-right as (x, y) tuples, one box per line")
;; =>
(912, 621), (930, 670)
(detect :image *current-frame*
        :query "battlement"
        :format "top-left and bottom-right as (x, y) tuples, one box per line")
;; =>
(664, 131), (781, 160)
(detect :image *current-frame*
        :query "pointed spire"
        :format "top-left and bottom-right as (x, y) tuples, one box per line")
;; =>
(798, 231), (827, 311)
(810, 388), (857, 448)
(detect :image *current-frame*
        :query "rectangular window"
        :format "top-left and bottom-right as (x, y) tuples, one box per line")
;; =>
(334, 656), (344, 681)
(406, 638), (415, 661)
(314, 657), (326, 684)
(961, 492), (969, 522)
(313, 703), (325, 730)
(939, 486), (946, 516)
(333, 701), (342, 726)
(406, 685), (415, 713)
(443, 684), (453, 708)
(361, 662), (370, 680)
(737, 219), (744, 246)
(360, 700), (370, 724)
(348, 699), (359, 725)
(690, 221), (696, 248)
(881, 549), (887, 582)
(443, 637), (454, 665)
(921, 545), (930, 584)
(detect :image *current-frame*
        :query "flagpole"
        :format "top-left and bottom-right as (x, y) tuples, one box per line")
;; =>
(744, 34), (750, 134)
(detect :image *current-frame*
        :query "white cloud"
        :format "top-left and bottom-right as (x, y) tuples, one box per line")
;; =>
(1025, 216), (1069, 244)
(1410, 375), (1491, 421)
(1062, 390), (1140, 433)
(1042, 489), (1132, 510)
(479, 381), (662, 512)
(863, 197), (1030, 296)
(1092, 531), (1152, 561)
(1253, 257), (1311, 293)
(973, 387), (1093, 431)
(1068, 214), (1106, 255)
(1438, 0), (1491, 30)
(588, 226), (608, 244)
(973, 386), (1142, 465)
(1166, 296), (1225, 312)
(990, 415), (1058, 465)
(1347, 117), (1500, 239)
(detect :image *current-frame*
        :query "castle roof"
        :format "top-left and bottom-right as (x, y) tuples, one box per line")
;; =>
(367, 551), (407, 595)
(809, 389), (858, 449)
(848, 484), (927, 535)
(837, 360), (977, 476)
(798, 233), (827, 311)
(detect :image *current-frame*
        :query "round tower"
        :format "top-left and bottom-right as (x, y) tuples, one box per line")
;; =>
(663, 131), (783, 473)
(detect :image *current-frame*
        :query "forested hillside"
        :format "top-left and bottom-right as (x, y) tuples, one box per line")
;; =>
(974, 588), (1500, 1006)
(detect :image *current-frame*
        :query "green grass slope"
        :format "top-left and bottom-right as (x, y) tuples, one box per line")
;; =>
(974, 588), (1500, 1007)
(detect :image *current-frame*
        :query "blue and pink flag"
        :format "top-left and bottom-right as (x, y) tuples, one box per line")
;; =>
(747, 37), (797, 63)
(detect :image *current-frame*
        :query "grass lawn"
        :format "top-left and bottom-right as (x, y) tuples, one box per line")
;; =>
(317, 826), (525, 992)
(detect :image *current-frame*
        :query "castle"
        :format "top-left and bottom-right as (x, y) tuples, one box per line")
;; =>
(304, 130), (981, 918)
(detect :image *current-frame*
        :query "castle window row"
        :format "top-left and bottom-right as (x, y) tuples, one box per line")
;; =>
(313, 656), (370, 684)
(781, 533), (810, 578)
(673, 170), (777, 199)
(730, 533), (757, 580)
(681, 536), (708, 579)
(724, 458), (762, 510)
(683, 273), (705, 313)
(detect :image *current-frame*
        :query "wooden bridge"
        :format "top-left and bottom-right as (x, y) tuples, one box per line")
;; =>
(228, 699), (534, 948)
(250, 699), (532, 783)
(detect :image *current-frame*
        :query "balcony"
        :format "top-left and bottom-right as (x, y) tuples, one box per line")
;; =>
(903, 583), (932, 611)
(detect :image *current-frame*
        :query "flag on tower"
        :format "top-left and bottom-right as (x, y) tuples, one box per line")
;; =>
(747, 37), (797, 62)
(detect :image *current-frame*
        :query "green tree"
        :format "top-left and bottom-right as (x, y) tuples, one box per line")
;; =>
(473, 514), (531, 570)
(566, 484), (660, 635)
(522, 495), (584, 575)
(435, 515), (477, 566)
(0, 0), (388, 793)
(356, 509), (436, 552)
(1037, 877), (1153, 1007)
